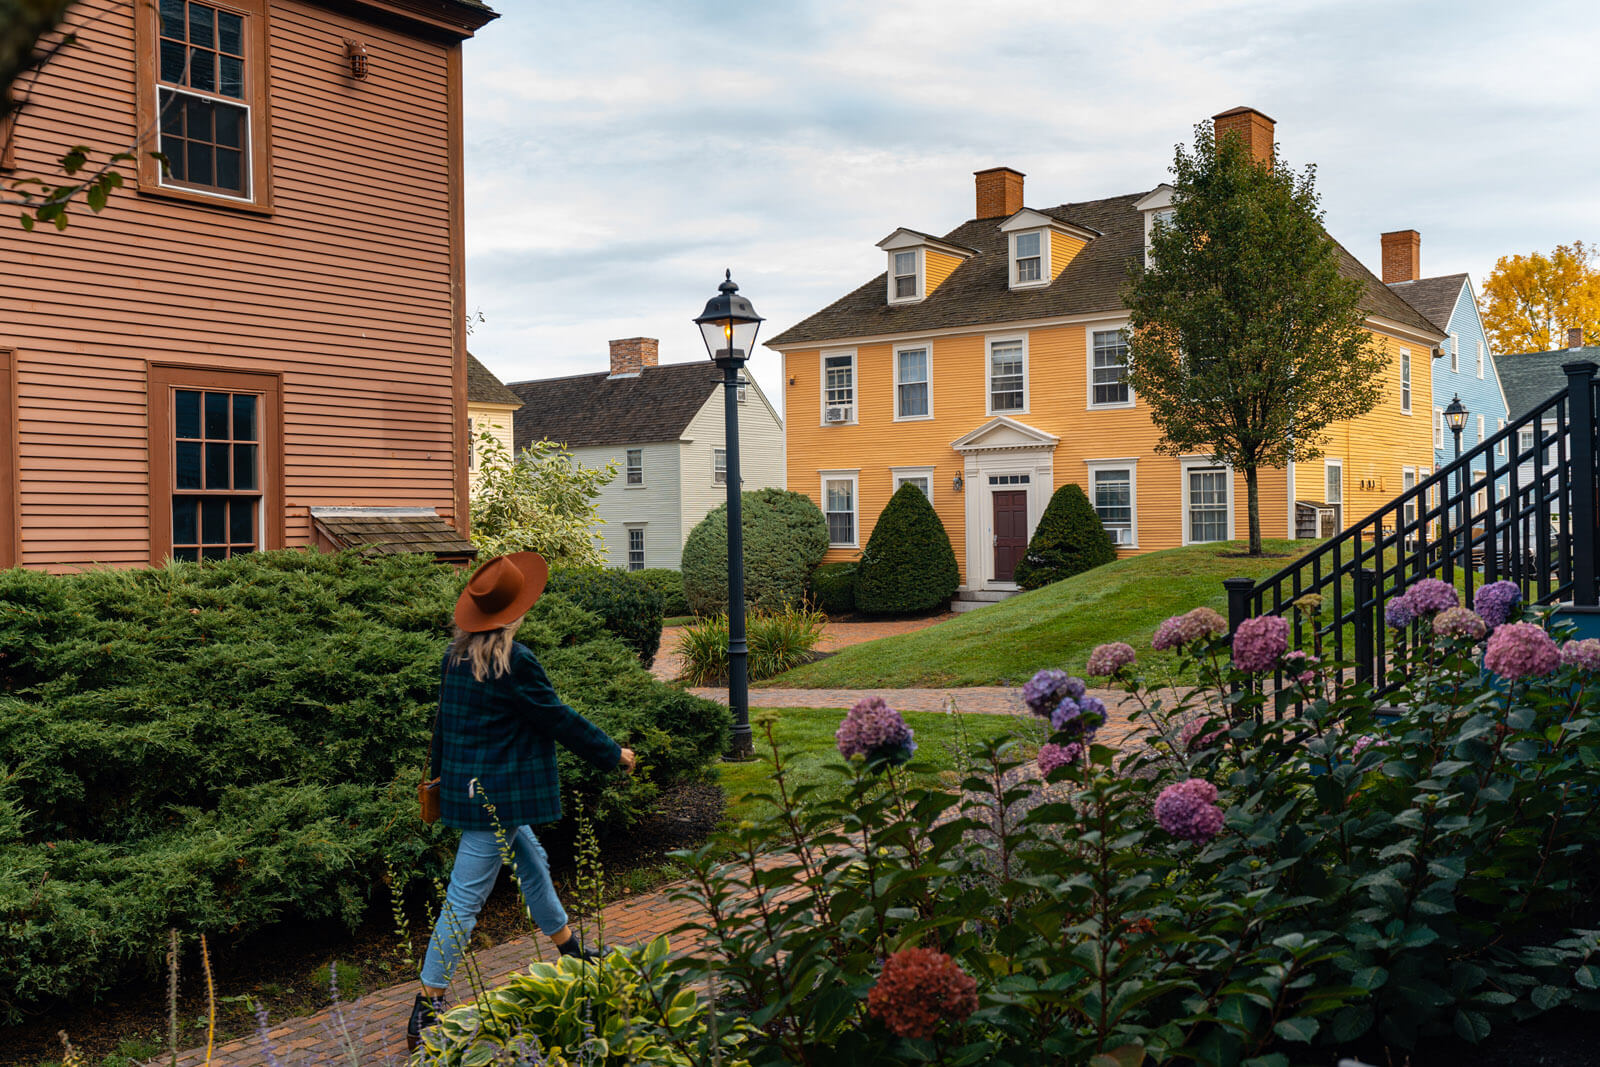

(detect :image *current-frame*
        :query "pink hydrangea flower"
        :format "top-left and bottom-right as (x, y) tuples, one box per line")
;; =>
(836, 697), (917, 764)
(1283, 649), (1319, 684)
(1561, 638), (1600, 672)
(1037, 742), (1083, 774)
(1154, 778), (1225, 842)
(1433, 607), (1487, 641)
(1231, 614), (1288, 672)
(1086, 642), (1137, 677)
(1352, 734), (1383, 761)
(1151, 607), (1229, 652)
(1184, 607), (1229, 640)
(1177, 717), (1224, 752)
(867, 946), (979, 1039)
(1483, 622), (1560, 680)
(1474, 580), (1522, 630)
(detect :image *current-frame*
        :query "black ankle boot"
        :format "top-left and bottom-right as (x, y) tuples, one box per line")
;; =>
(557, 936), (604, 963)
(406, 992), (445, 1053)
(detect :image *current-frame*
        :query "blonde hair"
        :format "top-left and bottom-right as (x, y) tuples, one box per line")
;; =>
(449, 615), (524, 682)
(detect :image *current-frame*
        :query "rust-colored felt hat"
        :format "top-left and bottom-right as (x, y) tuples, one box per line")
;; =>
(454, 552), (549, 632)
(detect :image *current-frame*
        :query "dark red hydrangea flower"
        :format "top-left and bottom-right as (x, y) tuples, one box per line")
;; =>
(866, 946), (979, 1039)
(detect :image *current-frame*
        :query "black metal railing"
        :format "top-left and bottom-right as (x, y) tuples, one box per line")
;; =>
(1224, 360), (1600, 693)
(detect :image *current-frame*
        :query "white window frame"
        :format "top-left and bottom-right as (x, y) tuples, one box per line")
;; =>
(1477, 414), (1485, 444)
(1085, 458), (1138, 548)
(1433, 407), (1444, 449)
(819, 348), (857, 426)
(1519, 427), (1535, 453)
(713, 447), (727, 485)
(1400, 348), (1412, 414)
(1181, 458), (1234, 546)
(625, 524), (646, 571)
(1496, 418), (1506, 456)
(1449, 332), (1459, 372)
(1476, 340), (1484, 379)
(892, 342), (934, 421)
(890, 465), (934, 505)
(1010, 229), (1048, 289)
(820, 469), (860, 549)
(985, 333), (1029, 416)
(887, 248), (923, 305)
(1402, 467), (1417, 529)
(624, 447), (644, 487)
(1086, 325), (1134, 410)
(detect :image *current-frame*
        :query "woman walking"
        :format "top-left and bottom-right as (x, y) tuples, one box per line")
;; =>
(408, 552), (636, 1051)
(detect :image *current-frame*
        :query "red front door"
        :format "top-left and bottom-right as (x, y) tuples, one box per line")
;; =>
(993, 490), (1029, 582)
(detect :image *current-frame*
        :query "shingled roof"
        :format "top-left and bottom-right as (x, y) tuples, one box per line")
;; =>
(310, 507), (476, 561)
(1386, 274), (1469, 333)
(466, 352), (523, 407)
(1497, 345), (1600, 420)
(507, 362), (717, 451)
(768, 191), (1442, 347)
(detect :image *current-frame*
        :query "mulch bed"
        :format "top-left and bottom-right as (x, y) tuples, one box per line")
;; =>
(4, 781), (725, 1066)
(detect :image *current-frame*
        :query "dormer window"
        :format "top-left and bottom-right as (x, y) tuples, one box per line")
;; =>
(999, 209), (1098, 291)
(876, 229), (976, 305)
(1014, 232), (1042, 284)
(893, 251), (918, 300)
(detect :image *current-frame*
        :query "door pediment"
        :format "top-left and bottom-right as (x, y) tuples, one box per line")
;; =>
(951, 416), (1059, 454)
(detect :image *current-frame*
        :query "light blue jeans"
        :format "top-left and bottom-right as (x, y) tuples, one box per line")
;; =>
(420, 826), (567, 988)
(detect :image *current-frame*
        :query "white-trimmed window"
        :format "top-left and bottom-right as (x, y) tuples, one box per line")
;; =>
(1183, 460), (1233, 545)
(1325, 458), (1343, 529)
(1012, 231), (1043, 286)
(625, 448), (643, 486)
(1496, 418), (1506, 456)
(713, 447), (727, 484)
(1433, 407), (1444, 449)
(1519, 427), (1535, 453)
(1402, 467), (1417, 530)
(821, 350), (856, 424)
(1089, 328), (1131, 408)
(626, 526), (645, 571)
(1449, 332), (1459, 372)
(891, 466), (934, 504)
(821, 471), (858, 548)
(892, 250), (919, 301)
(894, 344), (931, 420)
(987, 336), (1027, 414)
(1086, 460), (1137, 547)
(1400, 349), (1412, 413)
(1477, 414), (1485, 444)
(1476, 340), (1484, 379)
(1473, 469), (1487, 513)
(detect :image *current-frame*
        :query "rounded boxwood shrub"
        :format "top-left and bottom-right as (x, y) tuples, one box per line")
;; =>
(632, 568), (689, 618)
(809, 561), (858, 616)
(854, 484), (960, 615)
(682, 489), (829, 616)
(1012, 482), (1116, 591)
(546, 567), (664, 667)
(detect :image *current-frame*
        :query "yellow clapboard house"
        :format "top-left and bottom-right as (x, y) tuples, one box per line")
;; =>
(765, 107), (1446, 599)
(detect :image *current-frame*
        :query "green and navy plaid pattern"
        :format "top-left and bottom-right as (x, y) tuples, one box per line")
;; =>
(431, 643), (621, 830)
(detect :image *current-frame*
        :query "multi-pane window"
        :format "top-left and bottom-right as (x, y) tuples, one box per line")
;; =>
(1014, 232), (1042, 283)
(1402, 468), (1417, 530)
(626, 528), (645, 571)
(1091, 330), (1130, 406)
(896, 346), (929, 418)
(1400, 349), (1412, 412)
(896, 475), (930, 501)
(1433, 407), (1444, 449)
(1497, 418), (1506, 456)
(157, 0), (250, 197)
(713, 448), (727, 484)
(1477, 414), (1485, 444)
(1449, 333), (1459, 372)
(625, 448), (643, 485)
(1519, 428), (1536, 453)
(1188, 468), (1229, 544)
(988, 340), (1025, 412)
(893, 251), (917, 300)
(823, 353), (854, 421)
(1093, 469), (1133, 545)
(171, 388), (259, 561)
(824, 476), (856, 546)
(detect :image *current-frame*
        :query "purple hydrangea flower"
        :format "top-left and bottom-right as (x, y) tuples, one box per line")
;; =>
(836, 697), (917, 764)
(1022, 669), (1086, 717)
(1178, 716), (1224, 752)
(1483, 621), (1560, 680)
(1433, 606), (1487, 641)
(1283, 649), (1319, 684)
(1086, 642), (1137, 677)
(1385, 596), (1417, 629)
(1036, 742), (1083, 774)
(1154, 778), (1225, 843)
(1561, 638), (1600, 672)
(1231, 614), (1288, 672)
(1474, 580), (1522, 630)
(1152, 615), (1188, 652)
(1404, 578), (1459, 615)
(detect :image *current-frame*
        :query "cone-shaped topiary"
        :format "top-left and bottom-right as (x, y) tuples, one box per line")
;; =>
(854, 483), (960, 615)
(1012, 482), (1117, 590)
(682, 488), (830, 616)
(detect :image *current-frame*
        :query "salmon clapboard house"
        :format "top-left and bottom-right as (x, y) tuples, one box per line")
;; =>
(0, 0), (497, 570)
(766, 108), (1447, 597)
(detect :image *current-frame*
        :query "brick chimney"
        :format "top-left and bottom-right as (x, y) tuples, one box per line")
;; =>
(1212, 106), (1275, 165)
(1569, 327), (1585, 349)
(608, 337), (659, 377)
(974, 167), (1025, 219)
(1380, 230), (1421, 284)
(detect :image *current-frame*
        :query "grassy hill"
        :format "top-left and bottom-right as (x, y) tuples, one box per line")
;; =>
(765, 539), (1317, 689)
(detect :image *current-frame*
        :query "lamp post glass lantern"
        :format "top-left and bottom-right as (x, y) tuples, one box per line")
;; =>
(694, 271), (764, 759)
(1445, 394), (1468, 569)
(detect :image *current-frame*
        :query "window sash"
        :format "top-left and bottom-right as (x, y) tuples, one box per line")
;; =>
(1401, 351), (1412, 411)
(989, 343), (1025, 411)
(1014, 233), (1042, 283)
(893, 251), (917, 298)
(1188, 469), (1229, 543)
(1093, 469), (1132, 530)
(627, 528), (645, 571)
(1091, 330), (1129, 405)
(1449, 333), (1459, 372)
(168, 385), (262, 560)
(824, 355), (854, 410)
(713, 448), (727, 484)
(625, 449), (643, 485)
(896, 476), (931, 501)
(1324, 463), (1342, 505)
(896, 348), (929, 418)
(824, 479), (855, 545)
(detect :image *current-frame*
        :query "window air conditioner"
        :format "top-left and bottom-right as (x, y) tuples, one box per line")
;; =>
(826, 407), (850, 423)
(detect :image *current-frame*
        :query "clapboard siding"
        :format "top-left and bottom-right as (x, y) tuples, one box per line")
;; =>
(570, 442), (683, 570)
(676, 379), (787, 549)
(0, 0), (468, 571)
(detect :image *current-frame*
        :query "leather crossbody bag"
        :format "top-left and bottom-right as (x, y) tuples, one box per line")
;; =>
(418, 710), (442, 824)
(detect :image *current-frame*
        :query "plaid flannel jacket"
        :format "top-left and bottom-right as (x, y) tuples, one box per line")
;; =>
(431, 642), (621, 830)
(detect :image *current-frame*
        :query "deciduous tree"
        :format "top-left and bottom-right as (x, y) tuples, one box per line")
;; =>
(1123, 121), (1386, 556)
(469, 434), (616, 567)
(1479, 241), (1600, 353)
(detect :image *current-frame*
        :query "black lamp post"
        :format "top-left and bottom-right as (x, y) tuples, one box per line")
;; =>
(1445, 394), (1469, 567)
(694, 271), (763, 760)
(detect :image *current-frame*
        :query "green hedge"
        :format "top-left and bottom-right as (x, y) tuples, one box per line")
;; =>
(681, 489), (829, 616)
(809, 561), (857, 616)
(854, 484), (960, 615)
(546, 567), (665, 666)
(631, 568), (688, 618)
(0, 551), (727, 1020)
(1012, 482), (1116, 590)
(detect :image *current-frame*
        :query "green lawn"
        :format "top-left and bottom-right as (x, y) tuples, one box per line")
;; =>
(765, 539), (1319, 689)
(716, 707), (1031, 825)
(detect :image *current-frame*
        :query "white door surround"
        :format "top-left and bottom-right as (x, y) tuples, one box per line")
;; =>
(951, 416), (1059, 590)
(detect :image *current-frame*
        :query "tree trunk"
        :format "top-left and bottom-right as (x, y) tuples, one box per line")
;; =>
(1245, 465), (1262, 555)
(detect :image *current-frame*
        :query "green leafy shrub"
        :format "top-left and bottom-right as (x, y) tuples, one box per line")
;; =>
(675, 608), (826, 685)
(681, 489), (828, 616)
(1012, 481), (1116, 590)
(854, 483), (959, 615)
(0, 550), (726, 1020)
(809, 561), (857, 616)
(546, 567), (665, 667)
(633, 568), (689, 617)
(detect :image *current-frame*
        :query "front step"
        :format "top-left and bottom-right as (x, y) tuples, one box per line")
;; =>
(950, 588), (1019, 612)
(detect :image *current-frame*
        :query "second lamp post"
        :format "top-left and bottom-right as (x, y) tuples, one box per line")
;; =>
(1445, 394), (1469, 568)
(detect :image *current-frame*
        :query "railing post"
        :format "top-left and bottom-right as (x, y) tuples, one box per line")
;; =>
(1224, 577), (1255, 635)
(1565, 360), (1599, 606)
(1354, 567), (1376, 685)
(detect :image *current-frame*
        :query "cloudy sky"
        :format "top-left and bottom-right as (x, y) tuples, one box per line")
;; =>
(460, 0), (1600, 409)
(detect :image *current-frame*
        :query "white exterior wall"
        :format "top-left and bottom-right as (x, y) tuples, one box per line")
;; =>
(572, 441), (684, 570)
(677, 378), (787, 546)
(467, 403), (519, 501)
